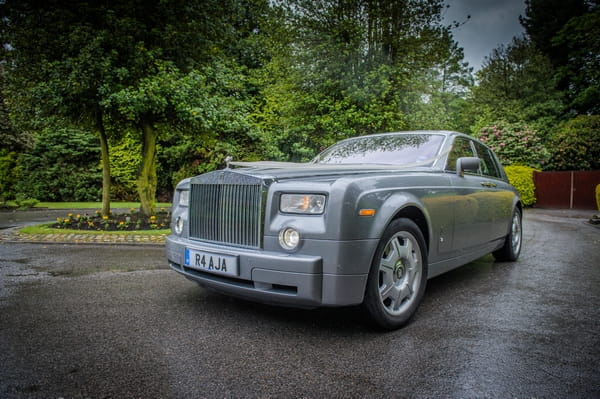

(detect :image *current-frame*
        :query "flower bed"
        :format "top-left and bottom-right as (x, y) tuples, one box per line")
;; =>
(51, 208), (170, 231)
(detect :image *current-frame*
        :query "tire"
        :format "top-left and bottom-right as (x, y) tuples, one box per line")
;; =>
(363, 218), (428, 330)
(493, 208), (522, 262)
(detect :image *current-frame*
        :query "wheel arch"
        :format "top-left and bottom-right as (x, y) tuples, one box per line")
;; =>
(390, 206), (430, 253)
(361, 203), (431, 285)
(516, 199), (523, 216)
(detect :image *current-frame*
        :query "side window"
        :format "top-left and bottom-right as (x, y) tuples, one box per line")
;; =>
(473, 142), (501, 178)
(446, 137), (475, 172)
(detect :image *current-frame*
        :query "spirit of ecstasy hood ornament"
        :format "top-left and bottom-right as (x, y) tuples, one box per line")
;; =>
(225, 156), (233, 169)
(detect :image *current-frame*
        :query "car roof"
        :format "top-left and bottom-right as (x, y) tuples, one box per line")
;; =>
(335, 130), (461, 142)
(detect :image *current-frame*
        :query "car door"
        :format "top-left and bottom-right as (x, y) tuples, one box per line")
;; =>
(445, 136), (504, 252)
(471, 141), (513, 241)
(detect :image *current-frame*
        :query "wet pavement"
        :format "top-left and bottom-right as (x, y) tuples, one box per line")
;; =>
(0, 208), (599, 398)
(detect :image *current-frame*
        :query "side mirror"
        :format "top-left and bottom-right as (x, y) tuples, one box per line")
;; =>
(456, 157), (480, 177)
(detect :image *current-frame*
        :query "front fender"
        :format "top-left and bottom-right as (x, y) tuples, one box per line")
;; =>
(336, 185), (433, 244)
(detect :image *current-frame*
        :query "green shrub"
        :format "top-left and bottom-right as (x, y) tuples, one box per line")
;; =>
(14, 197), (39, 209)
(15, 127), (101, 201)
(0, 150), (19, 200)
(477, 122), (549, 169)
(596, 184), (600, 211)
(109, 130), (141, 201)
(547, 115), (600, 171)
(504, 165), (539, 206)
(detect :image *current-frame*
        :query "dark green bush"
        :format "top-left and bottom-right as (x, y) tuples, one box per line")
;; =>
(0, 150), (19, 200)
(547, 115), (600, 171)
(504, 165), (538, 206)
(14, 197), (40, 209)
(15, 128), (102, 201)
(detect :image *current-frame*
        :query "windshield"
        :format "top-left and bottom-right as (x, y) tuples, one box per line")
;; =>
(312, 133), (445, 166)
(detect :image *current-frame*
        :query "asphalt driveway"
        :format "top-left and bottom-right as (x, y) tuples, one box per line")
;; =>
(0, 209), (599, 398)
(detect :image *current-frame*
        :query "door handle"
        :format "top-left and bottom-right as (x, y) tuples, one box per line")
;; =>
(480, 182), (497, 188)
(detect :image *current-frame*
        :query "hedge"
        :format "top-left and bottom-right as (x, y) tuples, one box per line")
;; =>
(504, 165), (539, 206)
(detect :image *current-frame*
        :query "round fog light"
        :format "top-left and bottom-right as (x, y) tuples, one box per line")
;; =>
(279, 227), (300, 250)
(174, 216), (184, 235)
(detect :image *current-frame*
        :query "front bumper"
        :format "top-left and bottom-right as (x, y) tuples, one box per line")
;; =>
(166, 235), (371, 307)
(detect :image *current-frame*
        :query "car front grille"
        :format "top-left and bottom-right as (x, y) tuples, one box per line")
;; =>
(188, 172), (264, 249)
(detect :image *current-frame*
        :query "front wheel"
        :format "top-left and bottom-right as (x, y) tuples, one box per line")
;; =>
(493, 208), (522, 262)
(363, 218), (428, 330)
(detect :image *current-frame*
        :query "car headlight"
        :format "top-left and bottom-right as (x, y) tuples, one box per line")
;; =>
(174, 216), (184, 235)
(280, 194), (326, 214)
(178, 190), (189, 207)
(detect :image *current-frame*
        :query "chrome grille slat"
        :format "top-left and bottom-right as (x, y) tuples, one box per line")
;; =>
(189, 178), (263, 249)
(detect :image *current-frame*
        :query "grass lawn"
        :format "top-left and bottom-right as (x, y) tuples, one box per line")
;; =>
(34, 202), (172, 209)
(20, 223), (170, 236)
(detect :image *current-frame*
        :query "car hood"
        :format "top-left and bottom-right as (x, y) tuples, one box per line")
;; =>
(222, 161), (435, 182)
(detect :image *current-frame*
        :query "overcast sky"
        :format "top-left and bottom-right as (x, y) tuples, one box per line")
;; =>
(442, 0), (527, 71)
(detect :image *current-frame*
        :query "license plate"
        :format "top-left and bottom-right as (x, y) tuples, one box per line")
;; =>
(184, 248), (239, 277)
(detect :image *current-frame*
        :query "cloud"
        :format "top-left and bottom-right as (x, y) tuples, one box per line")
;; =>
(443, 0), (526, 70)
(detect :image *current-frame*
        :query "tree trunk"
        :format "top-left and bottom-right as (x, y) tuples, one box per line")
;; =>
(97, 114), (111, 217)
(137, 121), (157, 217)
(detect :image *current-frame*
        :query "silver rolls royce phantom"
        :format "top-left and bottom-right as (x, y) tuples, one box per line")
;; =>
(166, 131), (522, 329)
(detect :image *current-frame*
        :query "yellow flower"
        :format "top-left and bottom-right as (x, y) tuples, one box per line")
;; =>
(67, 213), (73, 217)
(76, 214), (81, 219)
(102, 215), (109, 220)
(64, 218), (70, 223)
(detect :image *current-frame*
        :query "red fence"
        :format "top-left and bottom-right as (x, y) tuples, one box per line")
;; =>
(534, 171), (600, 210)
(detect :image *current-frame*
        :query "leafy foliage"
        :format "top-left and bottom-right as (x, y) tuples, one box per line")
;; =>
(0, 150), (19, 200)
(520, 0), (599, 114)
(477, 122), (549, 169)
(547, 115), (600, 171)
(470, 37), (563, 137)
(52, 209), (170, 231)
(15, 128), (101, 201)
(252, 0), (469, 161)
(504, 165), (539, 207)
(520, 0), (589, 68)
(109, 131), (142, 201)
(14, 198), (40, 209)
(2, 0), (596, 208)
(552, 10), (600, 114)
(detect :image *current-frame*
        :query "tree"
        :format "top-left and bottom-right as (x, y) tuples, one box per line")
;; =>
(520, 0), (589, 70)
(2, 0), (474, 206)
(469, 37), (564, 137)
(102, 61), (255, 215)
(402, 28), (473, 131)
(552, 10), (600, 114)
(15, 128), (101, 201)
(547, 115), (600, 171)
(520, 0), (599, 114)
(1, 0), (269, 214)
(0, 1), (124, 215)
(255, 0), (470, 160)
(0, 68), (30, 153)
